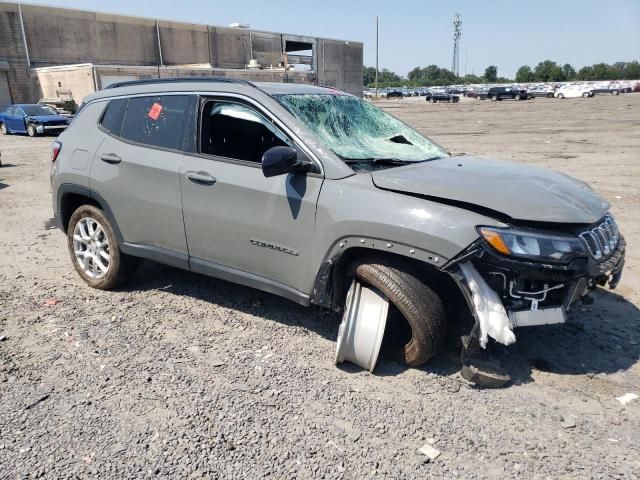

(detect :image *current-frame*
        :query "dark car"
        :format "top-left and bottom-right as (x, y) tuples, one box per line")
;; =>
(425, 91), (460, 103)
(0, 104), (70, 137)
(591, 85), (629, 96)
(488, 87), (529, 101)
(466, 89), (489, 100)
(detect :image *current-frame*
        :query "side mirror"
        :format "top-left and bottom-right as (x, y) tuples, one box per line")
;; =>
(261, 146), (313, 178)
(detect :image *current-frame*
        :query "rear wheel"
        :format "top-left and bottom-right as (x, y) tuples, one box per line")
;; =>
(27, 124), (37, 137)
(67, 205), (138, 289)
(491, 94), (498, 101)
(611, 89), (619, 96)
(582, 92), (589, 98)
(349, 255), (447, 367)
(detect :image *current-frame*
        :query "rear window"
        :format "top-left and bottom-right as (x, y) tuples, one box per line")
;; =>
(120, 95), (190, 150)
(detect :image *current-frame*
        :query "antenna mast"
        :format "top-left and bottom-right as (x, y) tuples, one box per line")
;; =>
(452, 13), (462, 77)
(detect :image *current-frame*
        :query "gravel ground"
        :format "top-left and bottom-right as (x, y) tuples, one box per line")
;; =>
(1, 94), (639, 479)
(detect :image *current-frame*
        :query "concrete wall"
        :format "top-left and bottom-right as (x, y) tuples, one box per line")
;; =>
(316, 39), (363, 96)
(21, 5), (160, 66)
(0, 3), (33, 102)
(0, 1), (363, 102)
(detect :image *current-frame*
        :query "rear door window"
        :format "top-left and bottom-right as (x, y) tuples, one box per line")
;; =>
(120, 95), (191, 150)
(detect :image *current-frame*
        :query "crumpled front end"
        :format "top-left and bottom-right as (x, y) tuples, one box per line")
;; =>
(447, 216), (626, 350)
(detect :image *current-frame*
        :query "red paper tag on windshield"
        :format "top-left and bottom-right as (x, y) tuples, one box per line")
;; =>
(147, 102), (163, 120)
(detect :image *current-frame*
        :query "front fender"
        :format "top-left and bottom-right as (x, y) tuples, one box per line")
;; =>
(309, 173), (506, 305)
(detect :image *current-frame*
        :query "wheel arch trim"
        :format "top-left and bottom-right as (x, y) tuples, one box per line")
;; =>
(310, 236), (449, 309)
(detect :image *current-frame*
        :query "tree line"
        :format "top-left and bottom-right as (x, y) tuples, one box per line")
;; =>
(515, 60), (640, 83)
(363, 60), (640, 88)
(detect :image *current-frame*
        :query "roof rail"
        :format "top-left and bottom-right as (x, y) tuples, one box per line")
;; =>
(104, 77), (256, 90)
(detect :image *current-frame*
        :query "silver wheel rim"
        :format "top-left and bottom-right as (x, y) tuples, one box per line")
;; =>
(1, 124), (6, 134)
(335, 280), (389, 372)
(73, 217), (110, 279)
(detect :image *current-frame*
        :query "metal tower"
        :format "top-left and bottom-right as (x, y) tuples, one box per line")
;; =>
(452, 13), (462, 77)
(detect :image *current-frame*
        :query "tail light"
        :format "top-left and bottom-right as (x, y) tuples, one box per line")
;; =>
(51, 141), (62, 163)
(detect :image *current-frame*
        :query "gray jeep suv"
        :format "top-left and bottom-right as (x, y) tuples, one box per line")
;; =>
(50, 78), (625, 372)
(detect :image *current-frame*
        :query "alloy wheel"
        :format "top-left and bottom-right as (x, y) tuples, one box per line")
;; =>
(72, 217), (110, 279)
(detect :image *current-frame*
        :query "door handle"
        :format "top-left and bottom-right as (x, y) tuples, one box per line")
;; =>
(186, 171), (217, 185)
(100, 153), (122, 164)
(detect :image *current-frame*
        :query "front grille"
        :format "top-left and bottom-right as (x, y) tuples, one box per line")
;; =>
(579, 216), (619, 260)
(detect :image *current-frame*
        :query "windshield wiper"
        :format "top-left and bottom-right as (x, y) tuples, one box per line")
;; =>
(343, 157), (441, 165)
(342, 158), (410, 165)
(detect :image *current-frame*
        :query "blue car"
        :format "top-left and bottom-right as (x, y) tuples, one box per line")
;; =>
(0, 104), (70, 137)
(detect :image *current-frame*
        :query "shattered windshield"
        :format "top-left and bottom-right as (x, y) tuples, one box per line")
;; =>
(274, 94), (448, 165)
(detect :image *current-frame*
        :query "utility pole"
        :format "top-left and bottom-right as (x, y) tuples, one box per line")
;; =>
(375, 16), (379, 99)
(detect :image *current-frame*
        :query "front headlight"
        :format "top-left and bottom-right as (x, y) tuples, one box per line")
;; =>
(478, 227), (585, 263)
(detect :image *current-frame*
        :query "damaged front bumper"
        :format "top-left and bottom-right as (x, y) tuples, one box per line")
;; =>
(447, 234), (625, 350)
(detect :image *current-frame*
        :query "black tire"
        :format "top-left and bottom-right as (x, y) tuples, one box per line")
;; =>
(350, 255), (447, 367)
(491, 94), (498, 101)
(449, 97), (455, 103)
(547, 93), (553, 98)
(515, 94), (521, 101)
(0, 123), (8, 135)
(27, 123), (37, 137)
(67, 205), (138, 290)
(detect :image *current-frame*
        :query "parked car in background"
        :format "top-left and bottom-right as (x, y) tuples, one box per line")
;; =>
(0, 104), (70, 136)
(526, 85), (555, 98)
(555, 85), (593, 99)
(425, 91), (460, 103)
(466, 88), (489, 100)
(488, 86), (529, 101)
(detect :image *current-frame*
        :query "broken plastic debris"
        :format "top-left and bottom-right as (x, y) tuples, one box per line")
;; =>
(459, 262), (516, 348)
(418, 443), (441, 461)
(615, 393), (638, 405)
(44, 298), (59, 306)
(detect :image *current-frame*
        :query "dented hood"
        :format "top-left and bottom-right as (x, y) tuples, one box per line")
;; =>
(371, 156), (609, 224)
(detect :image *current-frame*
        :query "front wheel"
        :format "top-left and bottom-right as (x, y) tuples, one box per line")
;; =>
(582, 92), (590, 98)
(67, 205), (138, 289)
(349, 255), (447, 366)
(0, 123), (7, 135)
(515, 94), (521, 101)
(491, 95), (498, 101)
(27, 124), (37, 137)
(611, 89), (619, 95)
(557, 93), (565, 99)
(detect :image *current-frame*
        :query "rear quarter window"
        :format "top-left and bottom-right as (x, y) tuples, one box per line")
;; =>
(100, 98), (127, 136)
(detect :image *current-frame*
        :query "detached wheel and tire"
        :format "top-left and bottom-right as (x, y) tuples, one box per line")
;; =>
(67, 205), (138, 289)
(349, 255), (446, 366)
(27, 124), (37, 137)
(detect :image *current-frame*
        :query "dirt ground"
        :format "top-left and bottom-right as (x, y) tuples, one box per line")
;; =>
(0, 94), (639, 479)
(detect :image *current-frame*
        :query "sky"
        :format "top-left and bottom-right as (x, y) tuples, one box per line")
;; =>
(17, 0), (640, 79)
